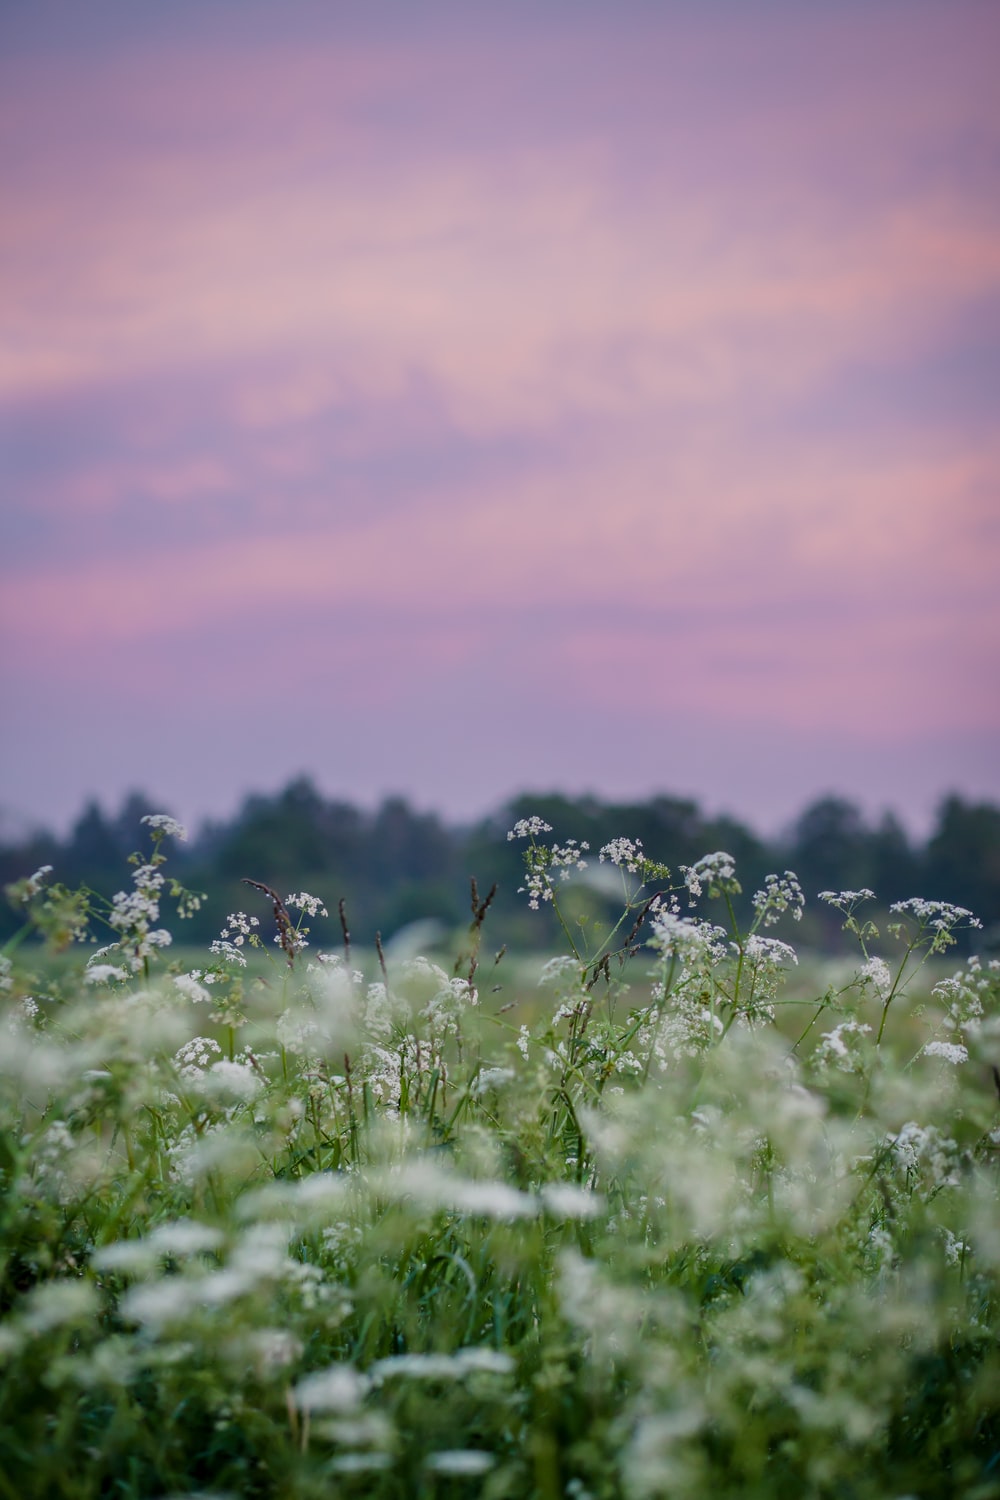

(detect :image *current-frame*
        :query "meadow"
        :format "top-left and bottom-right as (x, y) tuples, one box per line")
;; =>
(1, 814), (998, 1499)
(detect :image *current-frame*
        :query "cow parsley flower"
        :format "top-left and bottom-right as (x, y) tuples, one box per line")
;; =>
(173, 973), (212, 1005)
(210, 939), (247, 967)
(815, 1020), (871, 1074)
(819, 889), (875, 910)
(540, 1182), (605, 1220)
(742, 935), (798, 967)
(425, 1451), (495, 1476)
(599, 837), (644, 872)
(858, 956), (892, 999)
(507, 816), (553, 840)
(371, 1348), (513, 1381)
(285, 892), (328, 918)
(472, 1066), (515, 1096)
(922, 1040), (968, 1065)
(753, 872), (805, 925)
(19, 865), (53, 900)
(174, 1036), (223, 1075)
(140, 814), (187, 840)
(294, 1365), (371, 1415)
(83, 964), (130, 985)
(219, 912), (259, 946)
(682, 852), (740, 900)
(648, 910), (726, 965)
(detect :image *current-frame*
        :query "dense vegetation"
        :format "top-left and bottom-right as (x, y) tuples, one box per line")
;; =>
(2, 779), (998, 954)
(1, 814), (998, 1496)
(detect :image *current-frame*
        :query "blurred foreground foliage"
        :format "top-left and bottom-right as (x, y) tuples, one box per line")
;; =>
(0, 817), (999, 1496)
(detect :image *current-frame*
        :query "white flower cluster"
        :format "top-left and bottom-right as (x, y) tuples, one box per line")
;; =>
(538, 955), (584, 989)
(422, 976), (478, 1033)
(218, 912), (259, 946)
(210, 939), (248, 967)
(752, 872), (804, 925)
(656, 1000), (725, 1060)
(83, 963), (130, 985)
(742, 935), (798, 968)
(108, 861), (173, 969)
(370, 1347), (514, 1382)
(551, 840), (589, 874)
(889, 1121), (962, 1197)
(173, 972), (212, 1005)
(818, 889), (875, 910)
(922, 1040), (968, 1066)
(648, 906), (726, 967)
(599, 838), (645, 873)
(471, 1066), (515, 1097)
(19, 865), (54, 901)
(174, 1036), (223, 1076)
(285, 892), (329, 918)
(140, 814), (187, 840)
(517, 838), (589, 909)
(814, 1020), (872, 1074)
(682, 851), (740, 900)
(507, 816), (553, 841)
(858, 956), (892, 1000)
(933, 954), (998, 1038)
(889, 898), (981, 931)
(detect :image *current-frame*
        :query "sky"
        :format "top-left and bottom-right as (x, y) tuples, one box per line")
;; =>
(2, 0), (999, 841)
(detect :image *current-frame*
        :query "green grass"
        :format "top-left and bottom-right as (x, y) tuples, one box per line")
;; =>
(0, 824), (998, 1498)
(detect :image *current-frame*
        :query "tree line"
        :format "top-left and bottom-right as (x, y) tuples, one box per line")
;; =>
(2, 778), (998, 953)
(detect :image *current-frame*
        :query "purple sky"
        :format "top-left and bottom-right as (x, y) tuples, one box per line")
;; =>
(2, 1), (999, 839)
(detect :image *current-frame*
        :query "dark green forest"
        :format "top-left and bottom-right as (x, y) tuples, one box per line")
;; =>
(2, 779), (998, 954)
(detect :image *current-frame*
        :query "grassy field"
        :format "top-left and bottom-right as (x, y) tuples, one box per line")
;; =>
(0, 818), (998, 1498)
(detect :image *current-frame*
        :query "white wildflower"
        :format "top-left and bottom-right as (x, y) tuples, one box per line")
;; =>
(599, 837), (645, 872)
(174, 1036), (223, 1075)
(922, 1040), (968, 1065)
(538, 955), (583, 988)
(209, 939), (247, 967)
(753, 871), (804, 924)
(372, 1348), (513, 1381)
(82, 964), (129, 985)
(471, 1066), (515, 1096)
(293, 1365), (370, 1412)
(330, 1454), (392, 1474)
(425, 1451), (495, 1475)
(285, 892), (329, 918)
(507, 816), (552, 840)
(890, 1121), (962, 1194)
(141, 814), (187, 839)
(742, 935), (798, 967)
(890, 897), (980, 927)
(218, 912), (259, 945)
(942, 1228), (968, 1266)
(19, 1279), (98, 1334)
(814, 1020), (872, 1074)
(20, 865), (54, 900)
(173, 972), (212, 1005)
(819, 889), (875, 910)
(540, 1182), (605, 1220)
(378, 1159), (537, 1220)
(682, 851), (739, 900)
(858, 956), (892, 999)
(204, 1059), (264, 1101)
(649, 910), (726, 965)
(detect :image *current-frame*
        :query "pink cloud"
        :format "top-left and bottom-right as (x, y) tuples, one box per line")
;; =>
(2, 2), (998, 830)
